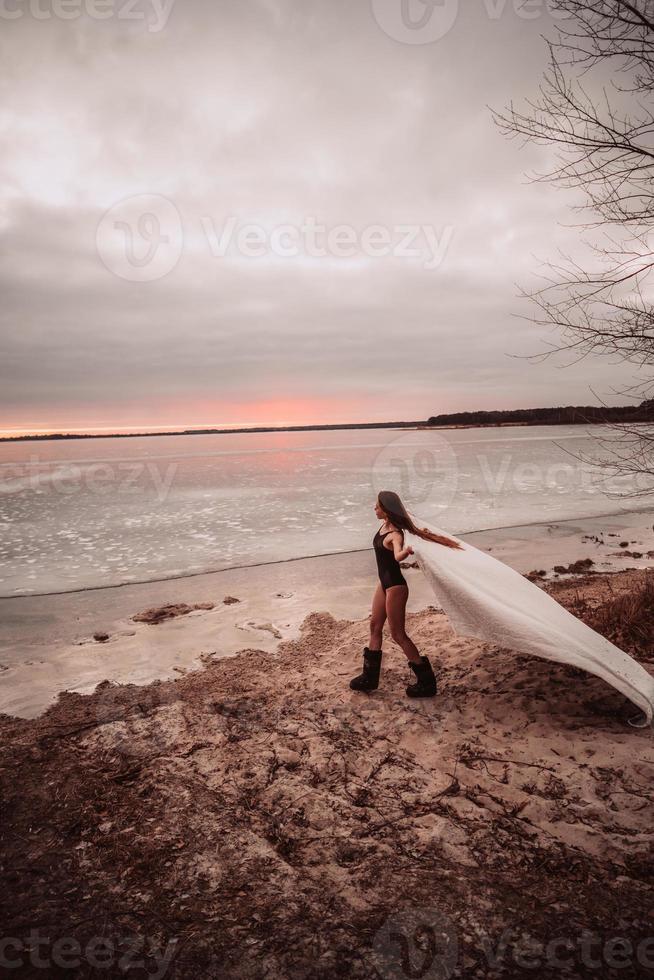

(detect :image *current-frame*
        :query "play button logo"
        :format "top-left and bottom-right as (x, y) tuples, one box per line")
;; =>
(371, 0), (459, 44)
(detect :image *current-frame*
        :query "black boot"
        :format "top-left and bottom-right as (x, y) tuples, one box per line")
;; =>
(406, 656), (437, 698)
(350, 647), (382, 692)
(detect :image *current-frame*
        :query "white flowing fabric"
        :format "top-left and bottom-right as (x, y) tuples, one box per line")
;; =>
(404, 520), (654, 728)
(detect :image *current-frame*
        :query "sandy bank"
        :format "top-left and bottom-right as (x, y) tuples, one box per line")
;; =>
(1, 568), (653, 978)
(2, 509), (654, 719)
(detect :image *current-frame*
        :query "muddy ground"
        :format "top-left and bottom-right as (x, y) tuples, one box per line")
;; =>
(1, 570), (653, 979)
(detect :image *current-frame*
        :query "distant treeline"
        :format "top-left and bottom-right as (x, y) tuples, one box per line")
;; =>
(427, 400), (654, 427)
(4, 401), (653, 444)
(0, 420), (425, 443)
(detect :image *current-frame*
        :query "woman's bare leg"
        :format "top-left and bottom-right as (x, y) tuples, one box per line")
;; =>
(369, 582), (387, 650)
(385, 585), (421, 664)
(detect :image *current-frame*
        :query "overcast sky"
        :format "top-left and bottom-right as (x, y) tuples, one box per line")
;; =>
(0, 0), (642, 435)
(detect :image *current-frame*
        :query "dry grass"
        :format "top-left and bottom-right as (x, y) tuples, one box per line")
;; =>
(585, 570), (654, 660)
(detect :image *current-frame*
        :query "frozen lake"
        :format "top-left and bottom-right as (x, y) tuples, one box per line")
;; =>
(1, 424), (653, 596)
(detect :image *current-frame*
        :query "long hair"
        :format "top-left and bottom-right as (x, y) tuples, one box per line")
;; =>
(377, 490), (463, 550)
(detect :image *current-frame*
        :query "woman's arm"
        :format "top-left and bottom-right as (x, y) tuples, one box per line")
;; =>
(386, 531), (413, 562)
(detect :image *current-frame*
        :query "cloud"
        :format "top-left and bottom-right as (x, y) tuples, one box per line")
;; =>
(0, 0), (638, 431)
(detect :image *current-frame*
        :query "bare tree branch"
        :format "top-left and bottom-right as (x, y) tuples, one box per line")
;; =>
(494, 0), (654, 494)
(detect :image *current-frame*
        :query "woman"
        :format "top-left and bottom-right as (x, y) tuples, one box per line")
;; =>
(350, 489), (463, 698)
(351, 491), (654, 728)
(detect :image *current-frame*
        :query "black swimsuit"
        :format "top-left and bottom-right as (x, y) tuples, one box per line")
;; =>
(374, 526), (408, 592)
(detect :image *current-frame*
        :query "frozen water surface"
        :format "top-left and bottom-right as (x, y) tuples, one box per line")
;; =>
(0, 425), (652, 596)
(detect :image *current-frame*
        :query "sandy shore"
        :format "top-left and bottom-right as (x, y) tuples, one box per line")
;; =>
(2, 509), (654, 719)
(1, 560), (654, 978)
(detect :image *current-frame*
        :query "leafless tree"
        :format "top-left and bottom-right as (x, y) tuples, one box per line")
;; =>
(493, 0), (654, 497)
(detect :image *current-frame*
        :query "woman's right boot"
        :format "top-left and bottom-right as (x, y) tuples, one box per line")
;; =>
(350, 647), (382, 692)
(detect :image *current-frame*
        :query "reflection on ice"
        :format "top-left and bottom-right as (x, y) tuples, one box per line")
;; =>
(1, 424), (652, 596)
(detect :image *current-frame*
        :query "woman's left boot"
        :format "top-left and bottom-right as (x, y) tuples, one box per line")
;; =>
(350, 647), (382, 692)
(406, 656), (437, 697)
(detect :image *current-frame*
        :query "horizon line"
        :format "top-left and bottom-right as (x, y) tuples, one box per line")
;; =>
(0, 419), (432, 443)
